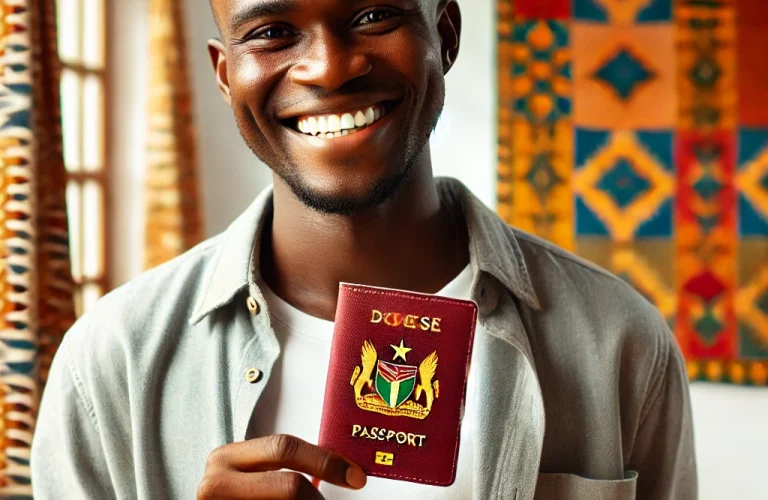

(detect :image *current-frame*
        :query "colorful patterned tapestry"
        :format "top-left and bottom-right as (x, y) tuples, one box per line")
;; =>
(145, 0), (203, 269)
(498, 0), (768, 385)
(0, 0), (76, 496)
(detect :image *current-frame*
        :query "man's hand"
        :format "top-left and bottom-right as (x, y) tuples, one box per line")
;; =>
(197, 435), (367, 499)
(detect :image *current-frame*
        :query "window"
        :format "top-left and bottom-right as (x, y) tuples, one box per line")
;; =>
(56, 0), (109, 315)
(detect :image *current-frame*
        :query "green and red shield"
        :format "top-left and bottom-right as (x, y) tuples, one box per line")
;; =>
(375, 360), (417, 408)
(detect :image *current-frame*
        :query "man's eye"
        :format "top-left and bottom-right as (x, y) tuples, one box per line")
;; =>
(357, 9), (396, 25)
(256, 27), (289, 40)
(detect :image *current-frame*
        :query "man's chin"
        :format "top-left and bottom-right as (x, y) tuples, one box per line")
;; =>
(281, 167), (411, 216)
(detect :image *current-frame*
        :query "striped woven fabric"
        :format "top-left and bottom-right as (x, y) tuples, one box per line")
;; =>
(145, 0), (203, 270)
(0, 0), (76, 496)
(497, 0), (768, 385)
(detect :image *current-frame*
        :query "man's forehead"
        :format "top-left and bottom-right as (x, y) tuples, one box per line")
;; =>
(211, 0), (439, 19)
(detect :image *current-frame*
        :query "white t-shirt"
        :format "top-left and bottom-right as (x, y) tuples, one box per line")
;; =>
(249, 265), (476, 499)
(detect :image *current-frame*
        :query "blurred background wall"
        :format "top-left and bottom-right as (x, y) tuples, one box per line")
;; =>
(109, 0), (767, 498)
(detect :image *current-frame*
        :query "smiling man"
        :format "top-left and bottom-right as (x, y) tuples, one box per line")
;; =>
(31, 0), (696, 499)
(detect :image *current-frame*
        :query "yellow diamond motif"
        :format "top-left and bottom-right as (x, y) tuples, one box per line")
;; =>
(736, 265), (768, 348)
(574, 131), (675, 243)
(736, 147), (768, 220)
(596, 0), (656, 23)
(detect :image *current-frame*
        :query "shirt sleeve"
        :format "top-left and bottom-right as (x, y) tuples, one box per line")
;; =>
(627, 335), (698, 499)
(31, 332), (115, 499)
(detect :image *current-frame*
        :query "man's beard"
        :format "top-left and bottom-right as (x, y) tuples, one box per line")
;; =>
(278, 159), (413, 216)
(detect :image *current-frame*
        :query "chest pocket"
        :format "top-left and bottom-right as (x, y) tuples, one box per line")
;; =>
(534, 471), (638, 500)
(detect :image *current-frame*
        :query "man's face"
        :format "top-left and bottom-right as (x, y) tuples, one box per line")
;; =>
(209, 0), (460, 214)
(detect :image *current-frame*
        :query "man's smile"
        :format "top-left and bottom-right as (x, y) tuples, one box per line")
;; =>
(282, 99), (404, 152)
(281, 99), (402, 140)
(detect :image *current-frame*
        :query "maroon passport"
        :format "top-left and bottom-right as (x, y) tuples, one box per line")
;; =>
(318, 283), (477, 486)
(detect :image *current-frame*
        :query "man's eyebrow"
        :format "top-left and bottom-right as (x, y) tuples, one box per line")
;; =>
(229, 0), (297, 33)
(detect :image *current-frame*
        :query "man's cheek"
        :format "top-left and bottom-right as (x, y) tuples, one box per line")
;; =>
(389, 36), (435, 71)
(231, 103), (273, 158)
(231, 57), (268, 86)
(230, 61), (273, 113)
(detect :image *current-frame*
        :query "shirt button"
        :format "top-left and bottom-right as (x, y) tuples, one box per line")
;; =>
(246, 296), (260, 315)
(245, 368), (262, 383)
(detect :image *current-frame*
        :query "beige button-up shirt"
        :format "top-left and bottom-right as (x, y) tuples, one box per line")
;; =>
(31, 178), (697, 499)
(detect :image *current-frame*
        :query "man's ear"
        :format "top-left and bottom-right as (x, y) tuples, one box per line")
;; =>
(437, 0), (461, 74)
(208, 38), (231, 105)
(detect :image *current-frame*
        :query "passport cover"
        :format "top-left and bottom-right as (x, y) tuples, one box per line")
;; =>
(318, 283), (477, 486)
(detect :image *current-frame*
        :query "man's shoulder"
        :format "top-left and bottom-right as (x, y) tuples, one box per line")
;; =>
(100, 234), (223, 320)
(507, 227), (680, 409)
(61, 234), (225, 372)
(508, 226), (675, 359)
(513, 227), (661, 317)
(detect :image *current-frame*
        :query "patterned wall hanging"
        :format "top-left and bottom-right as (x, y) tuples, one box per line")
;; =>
(0, 0), (76, 496)
(498, 0), (768, 385)
(145, 0), (203, 269)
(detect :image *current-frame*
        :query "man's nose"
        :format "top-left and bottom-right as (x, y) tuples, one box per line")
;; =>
(288, 33), (372, 91)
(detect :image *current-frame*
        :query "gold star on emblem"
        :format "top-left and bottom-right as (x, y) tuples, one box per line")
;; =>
(390, 340), (412, 362)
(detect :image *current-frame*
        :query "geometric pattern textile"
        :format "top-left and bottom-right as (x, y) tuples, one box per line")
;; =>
(145, 0), (203, 269)
(498, 0), (768, 385)
(0, 0), (76, 496)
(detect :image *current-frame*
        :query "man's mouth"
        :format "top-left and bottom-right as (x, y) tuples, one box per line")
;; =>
(288, 101), (396, 140)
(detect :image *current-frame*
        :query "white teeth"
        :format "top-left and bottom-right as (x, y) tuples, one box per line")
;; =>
(341, 113), (355, 130)
(296, 104), (388, 138)
(327, 114), (341, 132)
(307, 117), (318, 135)
(354, 111), (366, 127)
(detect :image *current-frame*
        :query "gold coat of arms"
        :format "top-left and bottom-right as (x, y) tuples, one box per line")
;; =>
(350, 340), (439, 420)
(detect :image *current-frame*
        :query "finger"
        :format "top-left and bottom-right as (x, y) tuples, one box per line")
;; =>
(211, 435), (367, 489)
(199, 471), (324, 500)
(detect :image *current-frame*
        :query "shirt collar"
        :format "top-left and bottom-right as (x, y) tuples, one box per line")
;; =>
(437, 178), (540, 310)
(189, 186), (272, 325)
(190, 178), (539, 325)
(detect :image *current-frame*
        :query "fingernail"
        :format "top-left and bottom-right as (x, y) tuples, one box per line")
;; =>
(346, 465), (367, 489)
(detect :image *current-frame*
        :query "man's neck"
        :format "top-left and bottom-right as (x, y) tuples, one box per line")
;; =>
(261, 150), (470, 321)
